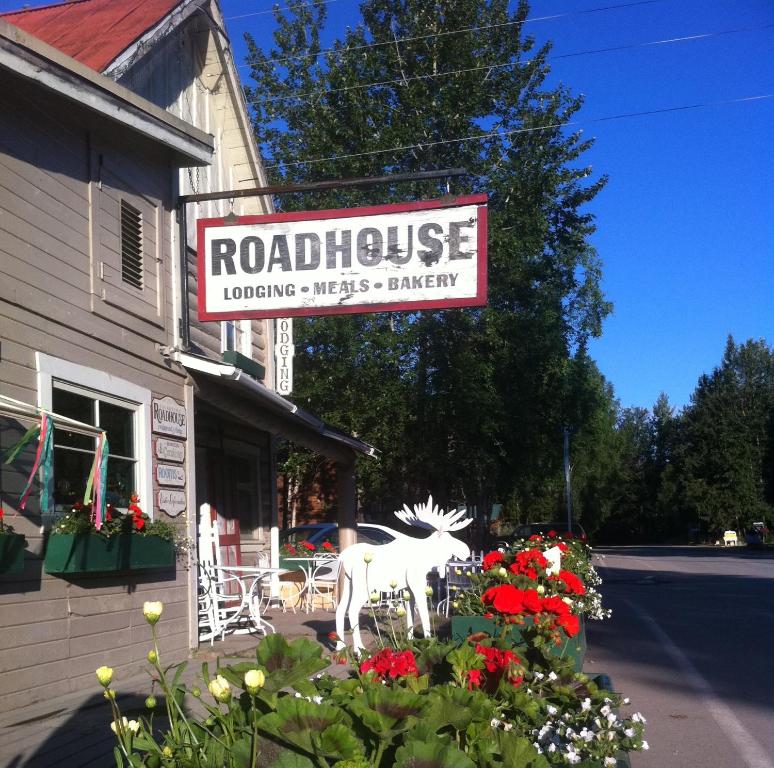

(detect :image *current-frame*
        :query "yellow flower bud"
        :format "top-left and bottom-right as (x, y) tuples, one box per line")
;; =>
(424, 586), (433, 597)
(405, 590), (413, 600)
(95, 666), (113, 687)
(396, 606), (406, 617)
(244, 669), (265, 694)
(369, 591), (379, 603)
(163, 746), (173, 758)
(537, 584), (546, 595)
(147, 650), (158, 664)
(389, 579), (398, 589)
(208, 674), (231, 703)
(127, 720), (140, 734)
(143, 601), (163, 625)
(497, 567), (507, 577)
(363, 552), (373, 564)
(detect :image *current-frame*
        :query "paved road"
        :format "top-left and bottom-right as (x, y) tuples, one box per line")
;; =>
(586, 546), (774, 768)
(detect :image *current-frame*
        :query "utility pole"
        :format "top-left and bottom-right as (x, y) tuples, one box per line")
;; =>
(562, 426), (573, 532)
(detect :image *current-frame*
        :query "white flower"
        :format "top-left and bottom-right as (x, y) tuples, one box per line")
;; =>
(127, 720), (140, 734)
(490, 718), (500, 728)
(641, 740), (649, 750)
(312, 695), (323, 704)
(581, 698), (592, 711)
(547, 705), (558, 715)
(208, 675), (231, 703)
(631, 712), (646, 724)
(142, 601), (163, 625)
(600, 704), (611, 716)
(244, 669), (265, 694)
(623, 697), (631, 705)
(503, 722), (513, 731)
(548, 671), (558, 681)
(604, 758), (617, 767)
(624, 728), (635, 738)
(548, 743), (556, 753)
(566, 753), (581, 764)
(110, 717), (128, 734)
(533, 672), (544, 680)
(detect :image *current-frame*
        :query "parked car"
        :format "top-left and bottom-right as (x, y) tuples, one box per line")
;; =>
(280, 522), (400, 550)
(512, 521), (587, 541)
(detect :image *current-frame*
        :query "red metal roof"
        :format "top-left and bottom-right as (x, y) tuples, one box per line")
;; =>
(0, 0), (183, 72)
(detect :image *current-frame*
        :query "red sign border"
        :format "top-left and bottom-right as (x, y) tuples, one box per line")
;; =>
(196, 194), (488, 321)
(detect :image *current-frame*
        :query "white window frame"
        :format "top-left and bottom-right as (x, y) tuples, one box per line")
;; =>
(36, 353), (153, 521)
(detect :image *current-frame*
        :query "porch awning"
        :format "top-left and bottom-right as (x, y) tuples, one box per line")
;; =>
(174, 351), (379, 462)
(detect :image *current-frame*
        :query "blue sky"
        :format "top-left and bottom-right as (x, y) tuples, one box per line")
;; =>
(3, 0), (771, 412)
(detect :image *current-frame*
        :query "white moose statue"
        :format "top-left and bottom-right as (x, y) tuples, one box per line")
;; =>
(335, 495), (472, 652)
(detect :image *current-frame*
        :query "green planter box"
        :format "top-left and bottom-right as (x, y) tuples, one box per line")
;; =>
(0, 533), (26, 575)
(44, 533), (174, 574)
(450, 614), (586, 672)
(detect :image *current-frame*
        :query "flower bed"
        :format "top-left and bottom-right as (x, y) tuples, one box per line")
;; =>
(44, 532), (174, 574)
(96, 601), (648, 768)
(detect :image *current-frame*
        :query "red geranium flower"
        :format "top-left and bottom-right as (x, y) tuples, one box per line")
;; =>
(360, 648), (418, 682)
(548, 529), (558, 538)
(564, 531), (574, 540)
(522, 588), (543, 614)
(300, 541), (316, 551)
(528, 534), (543, 542)
(482, 584), (526, 615)
(557, 613), (580, 638)
(322, 540), (336, 552)
(467, 668), (483, 689)
(482, 551), (504, 571)
(540, 595), (570, 617)
(554, 570), (586, 596)
(557, 542), (569, 552)
(133, 515), (145, 531)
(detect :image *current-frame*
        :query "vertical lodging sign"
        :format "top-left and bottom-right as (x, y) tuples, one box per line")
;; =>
(196, 195), (487, 320)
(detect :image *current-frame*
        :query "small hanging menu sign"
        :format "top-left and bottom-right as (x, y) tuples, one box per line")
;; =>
(155, 438), (185, 463)
(156, 463), (185, 487)
(157, 489), (186, 517)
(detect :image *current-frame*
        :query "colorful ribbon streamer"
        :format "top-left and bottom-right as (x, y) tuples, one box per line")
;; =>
(18, 413), (53, 512)
(84, 432), (109, 530)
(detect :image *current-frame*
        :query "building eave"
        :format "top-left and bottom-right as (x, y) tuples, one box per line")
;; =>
(0, 18), (213, 166)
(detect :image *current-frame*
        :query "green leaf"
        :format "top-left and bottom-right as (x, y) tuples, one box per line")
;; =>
(394, 739), (476, 768)
(268, 749), (316, 768)
(318, 723), (366, 760)
(346, 683), (427, 738)
(229, 736), (253, 768)
(258, 696), (343, 755)
(497, 731), (551, 768)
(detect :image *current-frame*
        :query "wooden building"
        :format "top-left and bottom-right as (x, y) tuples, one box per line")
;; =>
(0, 0), (374, 720)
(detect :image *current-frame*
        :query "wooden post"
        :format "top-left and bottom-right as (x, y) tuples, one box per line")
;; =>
(337, 453), (358, 552)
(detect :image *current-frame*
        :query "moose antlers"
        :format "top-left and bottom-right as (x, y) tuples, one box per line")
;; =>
(394, 495), (472, 533)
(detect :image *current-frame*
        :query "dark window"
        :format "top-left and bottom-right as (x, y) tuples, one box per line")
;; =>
(52, 385), (138, 511)
(120, 200), (143, 289)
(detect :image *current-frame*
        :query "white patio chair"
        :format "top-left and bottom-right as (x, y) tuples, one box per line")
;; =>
(197, 503), (278, 644)
(437, 560), (480, 617)
(306, 554), (340, 611)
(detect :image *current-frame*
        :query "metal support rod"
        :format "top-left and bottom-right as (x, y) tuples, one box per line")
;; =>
(563, 426), (573, 532)
(178, 167), (468, 205)
(178, 200), (191, 351)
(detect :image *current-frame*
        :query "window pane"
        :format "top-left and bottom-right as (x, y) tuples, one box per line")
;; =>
(53, 447), (94, 510)
(100, 401), (135, 458)
(106, 457), (136, 508)
(52, 388), (94, 451)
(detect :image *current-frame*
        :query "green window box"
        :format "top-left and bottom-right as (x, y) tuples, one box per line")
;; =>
(0, 533), (26, 575)
(44, 533), (174, 574)
(450, 614), (586, 672)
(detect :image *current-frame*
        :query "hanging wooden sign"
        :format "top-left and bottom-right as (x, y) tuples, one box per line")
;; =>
(152, 396), (187, 438)
(156, 463), (185, 487)
(197, 194), (487, 320)
(155, 438), (185, 463)
(157, 489), (186, 517)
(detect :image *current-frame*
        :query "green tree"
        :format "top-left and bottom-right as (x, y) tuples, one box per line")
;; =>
(679, 337), (774, 534)
(244, 0), (611, 524)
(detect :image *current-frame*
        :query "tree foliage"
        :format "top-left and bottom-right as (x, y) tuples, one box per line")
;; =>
(244, 0), (612, 526)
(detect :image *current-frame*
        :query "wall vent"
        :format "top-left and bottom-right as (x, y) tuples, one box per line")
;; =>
(120, 200), (143, 289)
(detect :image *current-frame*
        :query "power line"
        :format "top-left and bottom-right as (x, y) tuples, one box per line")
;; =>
(254, 94), (773, 173)
(243, 24), (773, 106)
(240, 0), (666, 68)
(225, 0), (341, 22)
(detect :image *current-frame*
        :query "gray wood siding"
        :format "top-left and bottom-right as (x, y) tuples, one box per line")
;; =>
(116, 7), (272, 378)
(0, 73), (190, 715)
